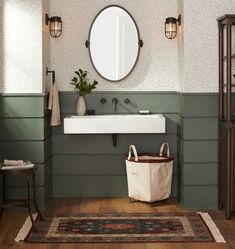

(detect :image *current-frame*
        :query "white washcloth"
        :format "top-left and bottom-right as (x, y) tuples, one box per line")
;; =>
(4, 159), (24, 166)
(48, 83), (61, 126)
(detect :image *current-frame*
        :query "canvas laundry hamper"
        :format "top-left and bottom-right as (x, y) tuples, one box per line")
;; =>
(125, 142), (173, 203)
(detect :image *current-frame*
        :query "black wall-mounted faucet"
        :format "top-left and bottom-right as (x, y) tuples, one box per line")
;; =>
(112, 97), (119, 112)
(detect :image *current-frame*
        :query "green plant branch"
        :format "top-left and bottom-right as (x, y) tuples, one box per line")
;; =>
(70, 69), (98, 96)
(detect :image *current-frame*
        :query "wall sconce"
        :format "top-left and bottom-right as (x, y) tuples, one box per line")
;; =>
(165, 15), (181, 39)
(45, 14), (62, 38)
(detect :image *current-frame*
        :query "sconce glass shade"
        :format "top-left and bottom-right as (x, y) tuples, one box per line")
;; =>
(49, 16), (62, 38)
(165, 17), (177, 39)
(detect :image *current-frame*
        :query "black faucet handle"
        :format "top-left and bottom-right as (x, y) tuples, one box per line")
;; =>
(100, 98), (107, 104)
(124, 98), (130, 104)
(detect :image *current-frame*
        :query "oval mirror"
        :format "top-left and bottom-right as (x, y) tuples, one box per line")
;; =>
(87, 5), (143, 82)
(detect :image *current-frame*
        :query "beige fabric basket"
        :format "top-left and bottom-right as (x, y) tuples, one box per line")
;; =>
(125, 142), (173, 203)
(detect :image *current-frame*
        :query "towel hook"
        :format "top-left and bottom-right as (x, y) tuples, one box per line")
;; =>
(46, 67), (55, 84)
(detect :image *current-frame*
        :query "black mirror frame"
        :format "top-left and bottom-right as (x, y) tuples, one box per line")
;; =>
(85, 5), (143, 82)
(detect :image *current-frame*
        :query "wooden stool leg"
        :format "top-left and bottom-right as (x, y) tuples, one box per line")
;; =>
(26, 175), (37, 231)
(32, 171), (43, 220)
(0, 175), (6, 220)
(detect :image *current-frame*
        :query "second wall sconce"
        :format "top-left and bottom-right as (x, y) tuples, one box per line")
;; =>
(45, 14), (62, 38)
(165, 15), (181, 39)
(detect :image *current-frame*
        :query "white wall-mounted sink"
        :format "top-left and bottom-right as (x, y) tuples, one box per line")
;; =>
(64, 114), (165, 134)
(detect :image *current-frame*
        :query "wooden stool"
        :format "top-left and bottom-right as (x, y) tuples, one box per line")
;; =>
(0, 164), (43, 231)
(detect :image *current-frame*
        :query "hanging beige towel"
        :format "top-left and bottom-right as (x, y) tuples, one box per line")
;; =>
(48, 83), (61, 126)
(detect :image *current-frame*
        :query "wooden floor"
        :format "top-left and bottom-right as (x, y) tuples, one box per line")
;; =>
(0, 198), (235, 249)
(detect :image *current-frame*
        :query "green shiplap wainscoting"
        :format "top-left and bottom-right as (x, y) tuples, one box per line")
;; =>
(0, 92), (220, 210)
(52, 92), (180, 199)
(0, 94), (52, 209)
(52, 91), (219, 209)
(179, 93), (218, 209)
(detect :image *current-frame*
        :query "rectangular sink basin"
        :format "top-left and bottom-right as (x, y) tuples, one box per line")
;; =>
(64, 114), (165, 134)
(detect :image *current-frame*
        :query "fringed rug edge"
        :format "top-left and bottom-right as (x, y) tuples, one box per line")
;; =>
(15, 214), (37, 242)
(197, 212), (225, 243)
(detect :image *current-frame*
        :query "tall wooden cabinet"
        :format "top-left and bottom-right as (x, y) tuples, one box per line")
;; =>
(218, 15), (235, 220)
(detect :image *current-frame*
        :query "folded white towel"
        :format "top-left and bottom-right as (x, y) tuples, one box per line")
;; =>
(48, 83), (61, 126)
(4, 159), (24, 166)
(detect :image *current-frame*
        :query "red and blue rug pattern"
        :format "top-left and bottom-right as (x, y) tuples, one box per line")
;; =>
(25, 212), (215, 243)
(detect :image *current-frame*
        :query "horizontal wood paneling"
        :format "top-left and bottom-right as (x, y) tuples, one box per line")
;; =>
(0, 136), (52, 163)
(182, 118), (218, 140)
(53, 154), (179, 176)
(44, 135), (52, 160)
(179, 94), (219, 209)
(53, 92), (220, 204)
(53, 175), (128, 197)
(44, 115), (52, 139)
(53, 175), (178, 198)
(183, 163), (218, 185)
(0, 118), (45, 141)
(0, 92), (219, 209)
(0, 96), (46, 118)
(181, 94), (218, 117)
(0, 95), (52, 209)
(182, 140), (218, 163)
(53, 155), (126, 175)
(182, 186), (218, 209)
(53, 134), (178, 155)
(165, 114), (181, 135)
(0, 92), (223, 209)
(52, 92), (180, 199)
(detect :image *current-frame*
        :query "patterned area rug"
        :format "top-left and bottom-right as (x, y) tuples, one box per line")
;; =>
(23, 212), (224, 243)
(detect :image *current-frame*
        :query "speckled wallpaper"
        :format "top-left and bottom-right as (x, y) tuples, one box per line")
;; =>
(182, 0), (235, 93)
(42, 0), (50, 93)
(50, 0), (180, 92)
(177, 0), (184, 93)
(1, 0), (235, 93)
(0, 0), (43, 93)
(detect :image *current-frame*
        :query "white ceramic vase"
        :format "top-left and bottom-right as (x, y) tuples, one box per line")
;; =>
(76, 95), (86, 116)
